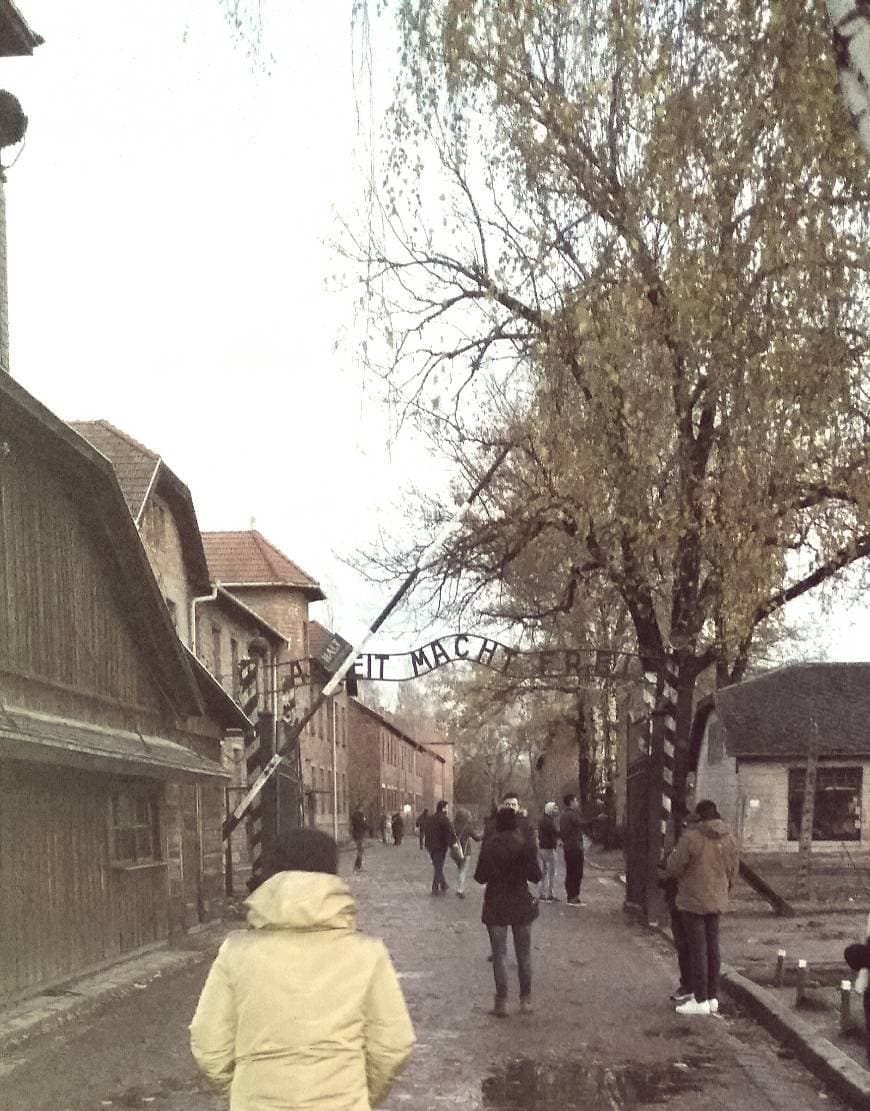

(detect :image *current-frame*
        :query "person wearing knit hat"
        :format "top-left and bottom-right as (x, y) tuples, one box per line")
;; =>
(537, 802), (560, 902)
(474, 805), (543, 1017)
(191, 829), (415, 1108)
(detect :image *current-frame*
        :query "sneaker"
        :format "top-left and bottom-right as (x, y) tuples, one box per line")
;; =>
(675, 997), (711, 1016)
(456, 891), (465, 899)
(669, 987), (693, 1004)
(520, 997), (533, 1015)
(566, 898), (585, 906)
(708, 998), (719, 1013)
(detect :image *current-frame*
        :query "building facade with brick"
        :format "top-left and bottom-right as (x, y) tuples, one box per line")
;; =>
(346, 697), (449, 834)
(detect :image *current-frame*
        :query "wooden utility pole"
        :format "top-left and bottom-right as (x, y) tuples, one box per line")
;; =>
(797, 718), (820, 900)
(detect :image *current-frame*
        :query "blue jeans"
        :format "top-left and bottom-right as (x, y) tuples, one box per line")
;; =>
(430, 849), (447, 891)
(539, 849), (556, 898)
(681, 911), (720, 1003)
(487, 923), (532, 999)
(456, 854), (470, 894)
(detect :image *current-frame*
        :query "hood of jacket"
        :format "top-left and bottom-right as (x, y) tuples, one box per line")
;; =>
(485, 829), (526, 867)
(698, 818), (729, 840)
(245, 871), (357, 932)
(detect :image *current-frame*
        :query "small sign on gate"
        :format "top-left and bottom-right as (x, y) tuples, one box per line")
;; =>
(317, 633), (354, 674)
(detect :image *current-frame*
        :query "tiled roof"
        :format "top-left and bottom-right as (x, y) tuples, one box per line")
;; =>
(201, 531), (325, 599)
(68, 420), (158, 521)
(69, 419), (210, 591)
(1, 376), (202, 718)
(715, 662), (870, 758)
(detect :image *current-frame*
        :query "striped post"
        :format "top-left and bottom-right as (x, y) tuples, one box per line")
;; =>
(643, 667), (679, 923)
(643, 670), (678, 836)
(828, 1), (870, 158)
(238, 657), (265, 884)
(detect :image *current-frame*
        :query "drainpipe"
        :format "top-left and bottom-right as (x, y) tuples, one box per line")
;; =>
(189, 585), (218, 656)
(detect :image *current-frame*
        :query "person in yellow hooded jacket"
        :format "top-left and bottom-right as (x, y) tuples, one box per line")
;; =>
(190, 828), (415, 1110)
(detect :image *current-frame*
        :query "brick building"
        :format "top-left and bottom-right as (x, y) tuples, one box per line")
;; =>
(346, 697), (449, 833)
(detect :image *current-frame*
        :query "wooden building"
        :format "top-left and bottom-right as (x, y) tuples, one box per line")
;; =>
(0, 376), (239, 1003)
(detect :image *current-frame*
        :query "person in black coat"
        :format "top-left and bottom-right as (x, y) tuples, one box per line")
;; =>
(415, 808), (429, 850)
(560, 793), (586, 905)
(474, 806), (542, 1017)
(391, 812), (404, 846)
(425, 800), (457, 895)
(350, 808), (368, 872)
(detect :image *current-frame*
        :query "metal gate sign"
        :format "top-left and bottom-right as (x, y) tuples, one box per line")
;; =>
(351, 635), (592, 681)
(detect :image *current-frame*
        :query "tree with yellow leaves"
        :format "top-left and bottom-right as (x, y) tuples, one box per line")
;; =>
(350, 0), (870, 802)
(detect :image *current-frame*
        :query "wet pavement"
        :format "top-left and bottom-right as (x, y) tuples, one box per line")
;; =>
(0, 841), (852, 1109)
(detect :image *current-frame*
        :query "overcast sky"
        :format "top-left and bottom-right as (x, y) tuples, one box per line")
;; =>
(2, 0), (869, 665)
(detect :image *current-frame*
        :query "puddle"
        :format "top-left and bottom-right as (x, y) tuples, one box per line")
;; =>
(481, 1055), (717, 1108)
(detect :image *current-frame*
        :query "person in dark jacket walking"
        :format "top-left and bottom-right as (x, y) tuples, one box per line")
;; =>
(474, 806), (542, 1016)
(350, 808), (368, 872)
(560, 793), (585, 905)
(391, 812), (404, 846)
(537, 802), (560, 901)
(415, 809), (429, 849)
(425, 800), (457, 895)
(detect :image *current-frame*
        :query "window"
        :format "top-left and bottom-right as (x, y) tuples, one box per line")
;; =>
(110, 788), (161, 864)
(787, 766), (862, 842)
(211, 625), (222, 682)
(165, 598), (177, 628)
(706, 718), (724, 765)
(230, 638), (239, 698)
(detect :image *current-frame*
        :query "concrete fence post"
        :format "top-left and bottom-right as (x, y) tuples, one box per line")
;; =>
(795, 959), (807, 1006)
(841, 980), (853, 1033)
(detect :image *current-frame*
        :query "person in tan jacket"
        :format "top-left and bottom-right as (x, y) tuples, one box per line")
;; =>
(665, 799), (738, 1017)
(190, 828), (415, 1110)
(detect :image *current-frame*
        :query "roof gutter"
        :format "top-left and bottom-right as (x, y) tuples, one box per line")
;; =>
(135, 457), (162, 527)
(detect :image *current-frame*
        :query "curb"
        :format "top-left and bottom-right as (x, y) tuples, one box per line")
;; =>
(0, 929), (224, 1053)
(647, 918), (870, 1107)
(721, 965), (870, 1108)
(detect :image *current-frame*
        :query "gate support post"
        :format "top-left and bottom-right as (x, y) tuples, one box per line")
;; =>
(257, 711), (278, 873)
(645, 705), (668, 926)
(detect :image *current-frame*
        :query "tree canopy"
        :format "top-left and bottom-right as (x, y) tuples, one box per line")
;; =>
(349, 0), (870, 794)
